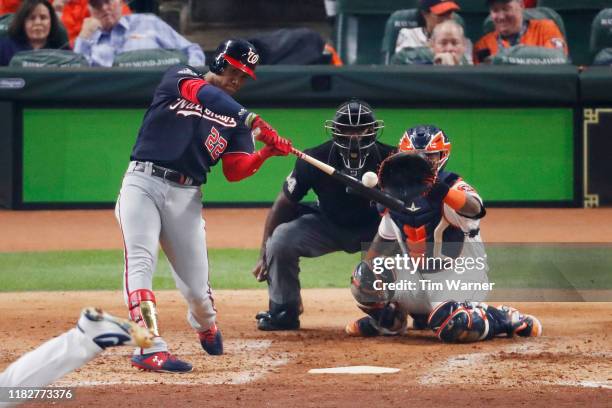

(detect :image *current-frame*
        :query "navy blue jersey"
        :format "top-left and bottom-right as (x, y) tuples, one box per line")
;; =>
(282, 141), (396, 228)
(130, 65), (255, 185)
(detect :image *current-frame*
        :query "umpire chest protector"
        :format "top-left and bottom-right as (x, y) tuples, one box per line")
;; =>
(388, 171), (465, 259)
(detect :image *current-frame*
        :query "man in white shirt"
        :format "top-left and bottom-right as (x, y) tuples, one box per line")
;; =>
(395, 0), (472, 64)
(74, 0), (204, 67)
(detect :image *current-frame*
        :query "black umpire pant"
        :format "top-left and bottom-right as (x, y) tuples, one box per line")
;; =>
(264, 211), (378, 307)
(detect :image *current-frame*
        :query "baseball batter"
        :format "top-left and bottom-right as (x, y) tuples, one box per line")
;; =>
(346, 126), (543, 342)
(115, 39), (292, 372)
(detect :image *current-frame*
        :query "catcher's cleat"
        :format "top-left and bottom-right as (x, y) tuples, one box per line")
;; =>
(77, 307), (154, 349)
(345, 316), (381, 337)
(198, 323), (224, 355)
(514, 314), (543, 337)
(131, 351), (193, 373)
(256, 311), (300, 331)
(497, 305), (543, 338)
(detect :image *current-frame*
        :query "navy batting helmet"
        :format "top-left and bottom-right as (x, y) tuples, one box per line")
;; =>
(209, 39), (259, 80)
(398, 125), (451, 174)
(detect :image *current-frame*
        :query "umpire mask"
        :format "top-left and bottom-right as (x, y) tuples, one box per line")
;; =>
(325, 99), (384, 177)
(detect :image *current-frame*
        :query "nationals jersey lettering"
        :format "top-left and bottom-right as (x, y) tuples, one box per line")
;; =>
(130, 65), (254, 185)
(169, 99), (237, 127)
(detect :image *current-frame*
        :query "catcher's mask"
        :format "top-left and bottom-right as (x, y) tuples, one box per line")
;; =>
(398, 125), (451, 174)
(350, 261), (395, 307)
(209, 39), (259, 80)
(325, 99), (384, 175)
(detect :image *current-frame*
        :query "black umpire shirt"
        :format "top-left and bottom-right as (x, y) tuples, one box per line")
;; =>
(282, 141), (396, 229)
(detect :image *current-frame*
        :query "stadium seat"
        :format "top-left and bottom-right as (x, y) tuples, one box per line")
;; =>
(455, 0), (490, 13)
(381, 9), (465, 64)
(537, 0), (612, 65)
(112, 48), (187, 68)
(335, 0), (420, 65)
(0, 13), (11, 38)
(454, 0), (490, 44)
(9, 49), (88, 67)
(490, 45), (569, 65)
(537, 0), (612, 10)
(483, 7), (566, 38)
(590, 8), (612, 65)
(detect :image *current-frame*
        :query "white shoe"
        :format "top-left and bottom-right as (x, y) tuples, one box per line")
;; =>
(77, 307), (154, 349)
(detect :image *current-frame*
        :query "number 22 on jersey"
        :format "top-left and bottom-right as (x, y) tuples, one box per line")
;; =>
(204, 127), (228, 160)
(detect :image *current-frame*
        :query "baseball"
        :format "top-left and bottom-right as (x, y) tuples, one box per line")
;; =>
(361, 171), (378, 188)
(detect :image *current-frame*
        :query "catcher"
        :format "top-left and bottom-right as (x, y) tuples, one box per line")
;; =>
(346, 125), (543, 342)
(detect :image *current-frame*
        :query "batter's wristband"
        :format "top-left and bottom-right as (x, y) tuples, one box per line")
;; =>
(444, 188), (467, 211)
(245, 112), (258, 128)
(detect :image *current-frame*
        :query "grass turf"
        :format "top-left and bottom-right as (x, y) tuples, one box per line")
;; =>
(0, 249), (359, 291)
(0, 246), (610, 292)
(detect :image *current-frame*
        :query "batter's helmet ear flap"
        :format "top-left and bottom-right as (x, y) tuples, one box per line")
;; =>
(209, 39), (259, 79)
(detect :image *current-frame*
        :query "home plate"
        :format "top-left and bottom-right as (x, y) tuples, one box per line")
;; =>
(308, 366), (400, 374)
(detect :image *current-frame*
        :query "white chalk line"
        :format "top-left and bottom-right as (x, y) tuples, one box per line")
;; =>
(420, 341), (612, 389)
(55, 339), (291, 387)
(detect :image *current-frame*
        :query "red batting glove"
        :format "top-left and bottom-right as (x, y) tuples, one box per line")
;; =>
(250, 116), (279, 144)
(273, 136), (293, 156)
(255, 125), (280, 146)
(259, 140), (292, 157)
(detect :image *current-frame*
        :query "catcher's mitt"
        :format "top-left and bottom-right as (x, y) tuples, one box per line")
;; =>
(378, 152), (436, 203)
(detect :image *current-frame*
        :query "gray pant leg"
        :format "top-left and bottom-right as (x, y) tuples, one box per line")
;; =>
(265, 213), (363, 305)
(159, 186), (216, 332)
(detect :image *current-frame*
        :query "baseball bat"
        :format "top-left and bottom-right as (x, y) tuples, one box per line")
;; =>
(290, 147), (409, 213)
(252, 128), (408, 213)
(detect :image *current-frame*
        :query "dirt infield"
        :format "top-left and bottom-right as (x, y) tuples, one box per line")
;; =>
(0, 291), (610, 407)
(0, 208), (611, 407)
(2, 208), (612, 252)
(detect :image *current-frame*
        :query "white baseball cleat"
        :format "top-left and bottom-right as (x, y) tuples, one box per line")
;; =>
(77, 307), (154, 349)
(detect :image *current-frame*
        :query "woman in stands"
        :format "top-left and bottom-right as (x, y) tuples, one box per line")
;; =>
(0, 0), (67, 65)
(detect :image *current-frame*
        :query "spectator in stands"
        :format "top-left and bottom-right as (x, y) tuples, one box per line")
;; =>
(474, 0), (567, 64)
(395, 0), (472, 64)
(53, 0), (131, 46)
(391, 19), (470, 65)
(0, 0), (67, 65)
(73, 0), (203, 67)
(430, 19), (470, 65)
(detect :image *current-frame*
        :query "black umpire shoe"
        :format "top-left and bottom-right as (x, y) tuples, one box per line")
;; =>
(256, 301), (300, 331)
(256, 310), (300, 331)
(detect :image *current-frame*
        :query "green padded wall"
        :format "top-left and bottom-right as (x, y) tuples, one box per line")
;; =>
(22, 107), (574, 204)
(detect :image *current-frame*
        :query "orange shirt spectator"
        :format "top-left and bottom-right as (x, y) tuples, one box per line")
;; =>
(474, 0), (567, 64)
(54, 0), (131, 46)
(0, 0), (21, 14)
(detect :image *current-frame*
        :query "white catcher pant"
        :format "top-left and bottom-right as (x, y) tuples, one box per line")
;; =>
(0, 328), (100, 389)
(115, 163), (216, 354)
